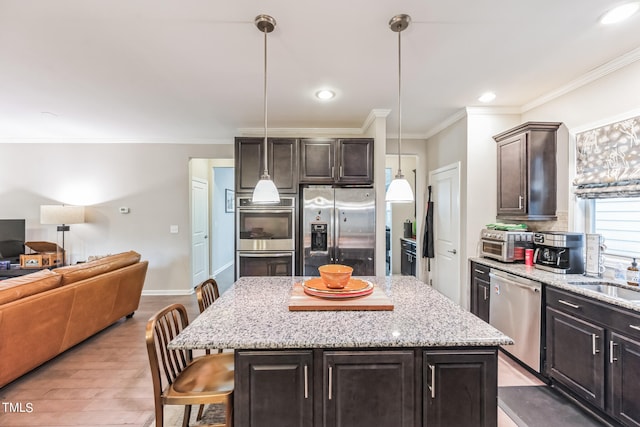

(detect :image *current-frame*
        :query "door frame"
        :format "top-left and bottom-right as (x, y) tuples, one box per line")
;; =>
(191, 177), (210, 288)
(429, 162), (462, 305)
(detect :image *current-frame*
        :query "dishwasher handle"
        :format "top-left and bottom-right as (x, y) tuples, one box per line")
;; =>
(489, 271), (541, 292)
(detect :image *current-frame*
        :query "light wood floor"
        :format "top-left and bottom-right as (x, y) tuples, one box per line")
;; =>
(0, 292), (540, 426)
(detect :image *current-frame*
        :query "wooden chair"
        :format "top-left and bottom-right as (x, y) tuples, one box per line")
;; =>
(195, 278), (220, 314)
(146, 303), (233, 427)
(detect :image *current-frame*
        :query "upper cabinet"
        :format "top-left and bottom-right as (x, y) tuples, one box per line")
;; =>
(299, 138), (373, 184)
(493, 122), (561, 220)
(235, 137), (298, 193)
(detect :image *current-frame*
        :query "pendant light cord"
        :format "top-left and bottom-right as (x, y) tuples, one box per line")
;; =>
(396, 29), (404, 179)
(262, 27), (269, 179)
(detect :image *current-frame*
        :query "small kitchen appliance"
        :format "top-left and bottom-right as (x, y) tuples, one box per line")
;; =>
(479, 229), (533, 263)
(533, 231), (585, 274)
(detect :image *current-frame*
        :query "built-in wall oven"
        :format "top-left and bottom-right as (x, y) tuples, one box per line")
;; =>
(236, 197), (295, 278)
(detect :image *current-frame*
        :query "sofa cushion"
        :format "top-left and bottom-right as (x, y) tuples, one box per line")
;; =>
(0, 269), (62, 305)
(53, 251), (141, 286)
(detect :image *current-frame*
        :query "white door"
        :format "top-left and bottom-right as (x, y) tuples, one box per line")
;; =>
(430, 162), (461, 305)
(191, 178), (209, 287)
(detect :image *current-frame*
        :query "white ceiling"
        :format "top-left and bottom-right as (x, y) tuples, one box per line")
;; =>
(1, 0), (639, 142)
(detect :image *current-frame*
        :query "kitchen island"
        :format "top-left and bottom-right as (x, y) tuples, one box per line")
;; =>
(170, 276), (511, 427)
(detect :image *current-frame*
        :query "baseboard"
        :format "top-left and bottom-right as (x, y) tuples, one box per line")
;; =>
(212, 260), (233, 278)
(141, 289), (195, 296)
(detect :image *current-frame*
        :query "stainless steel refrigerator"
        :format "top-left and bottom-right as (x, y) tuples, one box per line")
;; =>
(302, 186), (375, 276)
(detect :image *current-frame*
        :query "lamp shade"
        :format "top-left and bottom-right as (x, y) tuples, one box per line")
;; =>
(252, 178), (280, 203)
(385, 177), (414, 203)
(40, 205), (85, 225)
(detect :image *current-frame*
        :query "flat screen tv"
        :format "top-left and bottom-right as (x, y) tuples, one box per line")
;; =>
(0, 219), (26, 263)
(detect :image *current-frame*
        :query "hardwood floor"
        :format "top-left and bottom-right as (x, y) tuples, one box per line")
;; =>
(0, 294), (201, 427)
(1, 290), (539, 426)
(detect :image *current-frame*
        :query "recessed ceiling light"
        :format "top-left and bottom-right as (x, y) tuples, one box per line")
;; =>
(478, 92), (496, 103)
(600, 2), (639, 24)
(315, 89), (335, 100)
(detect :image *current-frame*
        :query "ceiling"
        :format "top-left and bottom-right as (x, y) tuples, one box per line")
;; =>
(1, 0), (639, 142)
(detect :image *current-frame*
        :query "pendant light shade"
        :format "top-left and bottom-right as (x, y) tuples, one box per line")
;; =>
(252, 14), (280, 203)
(386, 14), (414, 204)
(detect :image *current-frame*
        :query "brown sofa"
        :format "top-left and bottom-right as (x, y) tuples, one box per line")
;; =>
(0, 251), (148, 387)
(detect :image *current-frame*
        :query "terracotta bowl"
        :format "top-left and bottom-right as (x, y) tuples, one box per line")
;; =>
(318, 264), (353, 289)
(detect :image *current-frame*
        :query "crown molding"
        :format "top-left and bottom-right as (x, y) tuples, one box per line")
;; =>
(0, 137), (233, 144)
(522, 46), (640, 112)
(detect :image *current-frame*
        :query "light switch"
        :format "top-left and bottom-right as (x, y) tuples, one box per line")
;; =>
(170, 225), (179, 234)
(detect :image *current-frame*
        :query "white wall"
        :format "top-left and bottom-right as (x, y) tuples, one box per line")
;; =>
(211, 166), (234, 273)
(0, 142), (233, 294)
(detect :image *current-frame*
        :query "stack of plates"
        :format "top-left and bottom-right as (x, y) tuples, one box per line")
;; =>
(302, 277), (373, 299)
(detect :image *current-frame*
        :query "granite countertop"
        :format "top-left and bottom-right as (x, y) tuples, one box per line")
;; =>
(470, 257), (640, 313)
(169, 275), (512, 350)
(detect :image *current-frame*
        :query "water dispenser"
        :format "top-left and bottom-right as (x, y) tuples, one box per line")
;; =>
(310, 223), (328, 253)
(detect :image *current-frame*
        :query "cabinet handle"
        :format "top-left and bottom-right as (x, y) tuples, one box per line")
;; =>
(519, 195), (523, 210)
(558, 299), (580, 309)
(474, 269), (486, 275)
(328, 366), (332, 400)
(592, 334), (600, 355)
(629, 325), (640, 332)
(428, 364), (436, 399)
(331, 166), (335, 178)
(304, 364), (309, 399)
(483, 286), (488, 301)
(339, 166), (343, 177)
(610, 341), (618, 364)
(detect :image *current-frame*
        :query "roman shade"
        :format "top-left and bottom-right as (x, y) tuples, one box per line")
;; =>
(573, 114), (640, 198)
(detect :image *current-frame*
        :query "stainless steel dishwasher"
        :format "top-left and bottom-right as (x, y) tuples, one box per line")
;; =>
(489, 269), (542, 373)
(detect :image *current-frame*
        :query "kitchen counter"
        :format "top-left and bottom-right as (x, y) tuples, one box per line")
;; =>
(470, 257), (640, 313)
(169, 275), (512, 350)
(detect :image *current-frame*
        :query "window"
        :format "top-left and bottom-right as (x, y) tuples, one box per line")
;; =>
(594, 197), (640, 259)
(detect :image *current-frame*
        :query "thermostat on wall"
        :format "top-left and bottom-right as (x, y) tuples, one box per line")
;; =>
(119, 207), (130, 214)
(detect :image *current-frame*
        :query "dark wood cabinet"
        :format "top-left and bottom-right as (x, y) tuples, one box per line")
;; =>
(236, 347), (497, 427)
(235, 350), (313, 427)
(493, 122), (561, 220)
(470, 262), (490, 323)
(400, 238), (416, 277)
(610, 332), (640, 426)
(299, 138), (373, 184)
(423, 349), (498, 427)
(545, 286), (640, 425)
(322, 350), (415, 427)
(546, 306), (606, 409)
(235, 137), (298, 193)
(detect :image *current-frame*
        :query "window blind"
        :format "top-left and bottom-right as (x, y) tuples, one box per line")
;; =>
(594, 198), (640, 258)
(574, 115), (640, 199)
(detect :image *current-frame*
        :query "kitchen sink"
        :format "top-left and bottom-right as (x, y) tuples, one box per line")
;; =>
(566, 281), (640, 303)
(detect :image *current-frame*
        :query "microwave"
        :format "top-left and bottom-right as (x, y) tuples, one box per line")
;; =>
(480, 229), (533, 263)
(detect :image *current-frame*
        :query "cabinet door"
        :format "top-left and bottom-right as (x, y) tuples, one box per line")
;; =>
(269, 138), (298, 193)
(546, 307), (606, 410)
(236, 138), (263, 193)
(299, 138), (335, 183)
(337, 139), (373, 184)
(496, 134), (527, 216)
(323, 350), (415, 427)
(610, 332), (640, 426)
(470, 263), (490, 323)
(473, 280), (490, 323)
(235, 350), (313, 427)
(423, 349), (497, 427)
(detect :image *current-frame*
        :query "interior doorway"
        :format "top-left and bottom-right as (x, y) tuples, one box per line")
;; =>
(385, 154), (417, 276)
(429, 162), (461, 304)
(189, 158), (235, 295)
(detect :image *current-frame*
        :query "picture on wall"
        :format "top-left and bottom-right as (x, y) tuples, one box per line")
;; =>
(225, 189), (235, 213)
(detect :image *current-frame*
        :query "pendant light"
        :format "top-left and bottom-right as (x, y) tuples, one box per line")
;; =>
(385, 14), (415, 203)
(252, 14), (280, 203)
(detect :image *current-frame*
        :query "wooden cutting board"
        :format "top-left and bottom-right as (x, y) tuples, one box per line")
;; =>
(288, 282), (394, 311)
